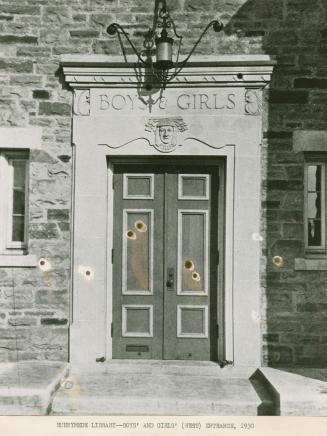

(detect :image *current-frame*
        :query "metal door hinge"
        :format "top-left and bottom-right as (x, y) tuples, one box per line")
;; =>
(217, 324), (219, 338)
(111, 322), (113, 337)
(111, 248), (114, 264)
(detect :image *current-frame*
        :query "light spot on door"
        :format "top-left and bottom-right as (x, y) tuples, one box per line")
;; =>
(184, 259), (194, 271)
(126, 230), (136, 239)
(192, 272), (201, 282)
(135, 220), (147, 232)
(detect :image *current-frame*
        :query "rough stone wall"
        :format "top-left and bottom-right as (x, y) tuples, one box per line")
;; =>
(0, 0), (326, 365)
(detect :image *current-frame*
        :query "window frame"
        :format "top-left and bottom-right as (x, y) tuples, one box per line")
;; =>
(0, 150), (29, 255)
(304, 154), (327, 257)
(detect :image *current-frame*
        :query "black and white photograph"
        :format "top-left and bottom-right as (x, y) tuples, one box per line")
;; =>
(0, 0), (326, 432)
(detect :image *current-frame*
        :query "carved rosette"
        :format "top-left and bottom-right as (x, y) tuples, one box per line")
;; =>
(245, 89), (262, 116)
(73, 89), (90, 116)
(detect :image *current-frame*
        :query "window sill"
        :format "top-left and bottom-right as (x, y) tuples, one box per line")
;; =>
(0, 254), (38, 267)
(294, 258), (327, 271)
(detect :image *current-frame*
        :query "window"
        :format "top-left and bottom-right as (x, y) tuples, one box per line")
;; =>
(0, 151), (29, 255)
(293, 131), (327, 269)
(304, 161), (326, 255)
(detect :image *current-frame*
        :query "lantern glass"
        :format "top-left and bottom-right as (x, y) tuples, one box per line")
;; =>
(155, 37), (174, 70)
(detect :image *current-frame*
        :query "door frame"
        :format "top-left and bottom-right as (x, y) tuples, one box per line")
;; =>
(63, 55), (274, 368)
(108, 157), (226, 361)
(106, 152), (234, 363)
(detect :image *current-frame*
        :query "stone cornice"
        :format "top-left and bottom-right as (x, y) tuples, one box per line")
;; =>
(61, 54), (275, 89)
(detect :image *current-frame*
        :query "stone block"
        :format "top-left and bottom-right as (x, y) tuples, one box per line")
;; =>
(280, 192), (303, 210)
(38, 102), (71, 116)
(0, 14), (13, 21)
(90, 13), (116, 26)
(267, 180), (303, 191)
(42, 6), (72, 24)
(269, 90), (309, 104)
(73, 14), (87, 22)
(47, 209), (69, 221)
(294, 78), (327, 89)
(29, 223), (60, 239)
(8, 317), (37, 327)
(0, 287), (35, 310)
(58, 222), (70, 232)
(267, 320), (301, 334)
(35, 290), (68, 307)
(16, 47), (52, 58)
(263, 344), (294, 365)
(262, 333), (279, 343)
(297, 303), (327, 312)
(0, 35), (38, 44)
(0, 59), (33, 73)
(267, 30), (298, 45)
(69, 29), (100, 38)
(262, 200), (280, 209)
(33, 90), (50, 99)
(40, 318), (68, 325)
(266, 131), (293, 139)
(282, 223), (303, 239)
(35, 62), (60, 75)
(0, 5), (40, 15)
(9, 75), (42, 86)
(267, 210), (303, 223)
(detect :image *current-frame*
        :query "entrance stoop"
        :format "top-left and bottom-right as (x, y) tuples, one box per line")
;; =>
(50, 361), (274, 416)
(0, 361), (68, 415)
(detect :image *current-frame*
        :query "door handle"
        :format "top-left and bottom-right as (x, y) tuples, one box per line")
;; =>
(166, 268), (175, 291)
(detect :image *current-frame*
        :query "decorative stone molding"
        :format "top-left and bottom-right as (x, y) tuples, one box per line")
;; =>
(73, 89), (90, 116)
(61, 54), (275, 90)
(245, 89), (262, 116)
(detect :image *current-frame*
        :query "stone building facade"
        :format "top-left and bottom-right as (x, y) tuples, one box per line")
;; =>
(0, 0), (326, 368)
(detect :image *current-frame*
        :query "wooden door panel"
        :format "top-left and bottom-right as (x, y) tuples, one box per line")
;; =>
(123, 209), (153, 295)
(163, 171), (213, 361)
(178, 210), (209, 295)
(112, 162), (220, 361)
(112, 169), (164, 359)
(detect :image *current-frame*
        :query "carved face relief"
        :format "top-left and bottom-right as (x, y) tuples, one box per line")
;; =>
(145, 117), (188, 153)
(158, 125), (174, 145)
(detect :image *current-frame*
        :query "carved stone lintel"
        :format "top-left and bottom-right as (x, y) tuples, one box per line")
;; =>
(73, 89), (90, 116)
(245, 89), (262, 116)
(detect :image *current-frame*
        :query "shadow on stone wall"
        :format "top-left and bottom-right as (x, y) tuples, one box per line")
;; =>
(223, 0), (327, 367)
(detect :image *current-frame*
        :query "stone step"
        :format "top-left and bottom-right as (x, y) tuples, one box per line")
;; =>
(0, 361), (68, 415)
(51, 362), (274, 416)
(70, 360), (256, 378)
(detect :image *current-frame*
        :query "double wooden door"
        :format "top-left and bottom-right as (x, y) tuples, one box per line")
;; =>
(111, 161), (221, 360)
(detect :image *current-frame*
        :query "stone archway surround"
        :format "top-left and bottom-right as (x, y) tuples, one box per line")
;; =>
(61, 54), (275, 367)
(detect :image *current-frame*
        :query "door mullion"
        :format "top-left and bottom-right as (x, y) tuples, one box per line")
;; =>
(162, 171), (168, 358)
